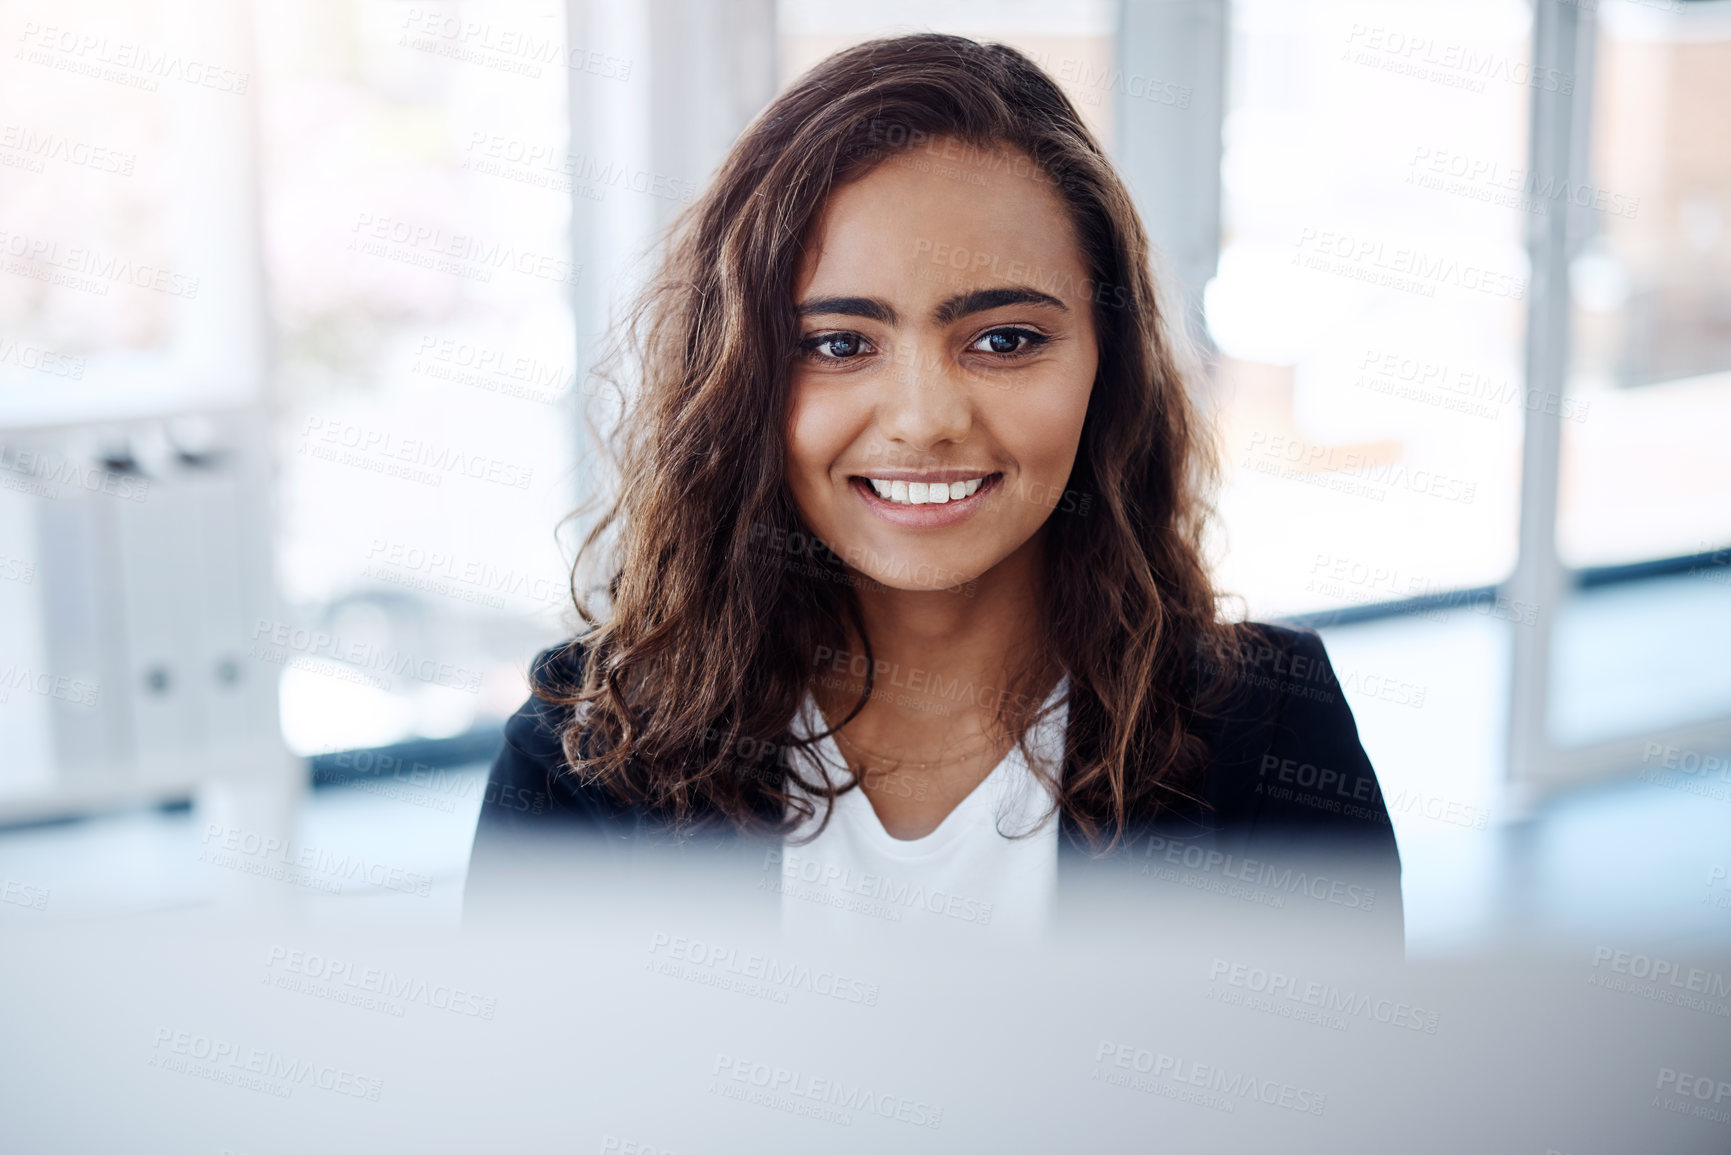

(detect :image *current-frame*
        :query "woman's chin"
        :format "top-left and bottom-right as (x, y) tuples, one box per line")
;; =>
(850, 569), (981, 595)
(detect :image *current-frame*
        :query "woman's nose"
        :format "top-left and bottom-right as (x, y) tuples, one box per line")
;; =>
(875, 340), (974, 450)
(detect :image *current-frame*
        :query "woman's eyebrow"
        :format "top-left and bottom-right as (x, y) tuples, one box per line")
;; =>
(795, 287), (1067, 326)
(796, 296), (898, 324)
(932, 286), (1067, 325)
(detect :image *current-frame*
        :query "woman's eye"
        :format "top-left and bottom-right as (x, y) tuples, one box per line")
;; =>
(802, 333), (870, 360)
(971, 328), (1045, 356)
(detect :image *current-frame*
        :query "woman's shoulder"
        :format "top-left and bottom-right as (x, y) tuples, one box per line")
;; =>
(1128, 621), (1404, 955)
(497, 640), (585, 770)
(1195, 620), (1395, 851)
(1210, 620), (1339, 702)
(478, 639), (621, 826)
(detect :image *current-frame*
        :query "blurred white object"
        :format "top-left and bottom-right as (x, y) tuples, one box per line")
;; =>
(0, 413), (294, 821)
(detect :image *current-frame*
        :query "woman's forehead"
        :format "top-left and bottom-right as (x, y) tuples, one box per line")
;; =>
(796, 144), (1089, 312)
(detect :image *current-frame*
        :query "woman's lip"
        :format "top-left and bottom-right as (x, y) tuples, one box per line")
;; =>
(849, 472), (1002, 527)
(850, 469), (1000, 483)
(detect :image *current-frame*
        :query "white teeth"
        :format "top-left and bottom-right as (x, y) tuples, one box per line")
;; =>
(863, 476), (990, 506)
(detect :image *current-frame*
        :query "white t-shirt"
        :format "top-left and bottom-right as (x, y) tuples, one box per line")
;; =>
(778, 677), (1069, 942)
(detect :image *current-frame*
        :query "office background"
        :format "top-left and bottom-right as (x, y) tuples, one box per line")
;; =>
(1, 0), (1729, 956)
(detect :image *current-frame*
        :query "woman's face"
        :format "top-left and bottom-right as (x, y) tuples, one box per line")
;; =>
(785, 139), (1100, 593)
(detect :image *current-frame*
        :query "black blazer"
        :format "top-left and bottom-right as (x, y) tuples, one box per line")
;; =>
(465, 623), (1404, 953)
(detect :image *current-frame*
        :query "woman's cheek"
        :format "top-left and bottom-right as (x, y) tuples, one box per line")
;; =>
(784, 380), (862, 511)
(991, 364), (1090, 484)
(784, 383), (828, 475)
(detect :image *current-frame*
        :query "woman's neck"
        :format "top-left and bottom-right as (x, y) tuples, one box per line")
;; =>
(856, 537), (1046, 701)
(811, 533), (1061, 837)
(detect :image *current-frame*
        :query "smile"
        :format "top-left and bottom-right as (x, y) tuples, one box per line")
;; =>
(848, 472), (1003, 526)
(863, 476), (987, 505)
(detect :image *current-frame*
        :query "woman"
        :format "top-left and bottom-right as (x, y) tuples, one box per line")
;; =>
(466, 33), (1402, 951)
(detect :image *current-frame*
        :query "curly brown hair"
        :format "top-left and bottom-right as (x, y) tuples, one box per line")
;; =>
(553, 32), (1240, 852)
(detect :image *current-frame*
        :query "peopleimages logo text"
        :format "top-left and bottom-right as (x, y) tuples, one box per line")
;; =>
(249, 618), (483, 693)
